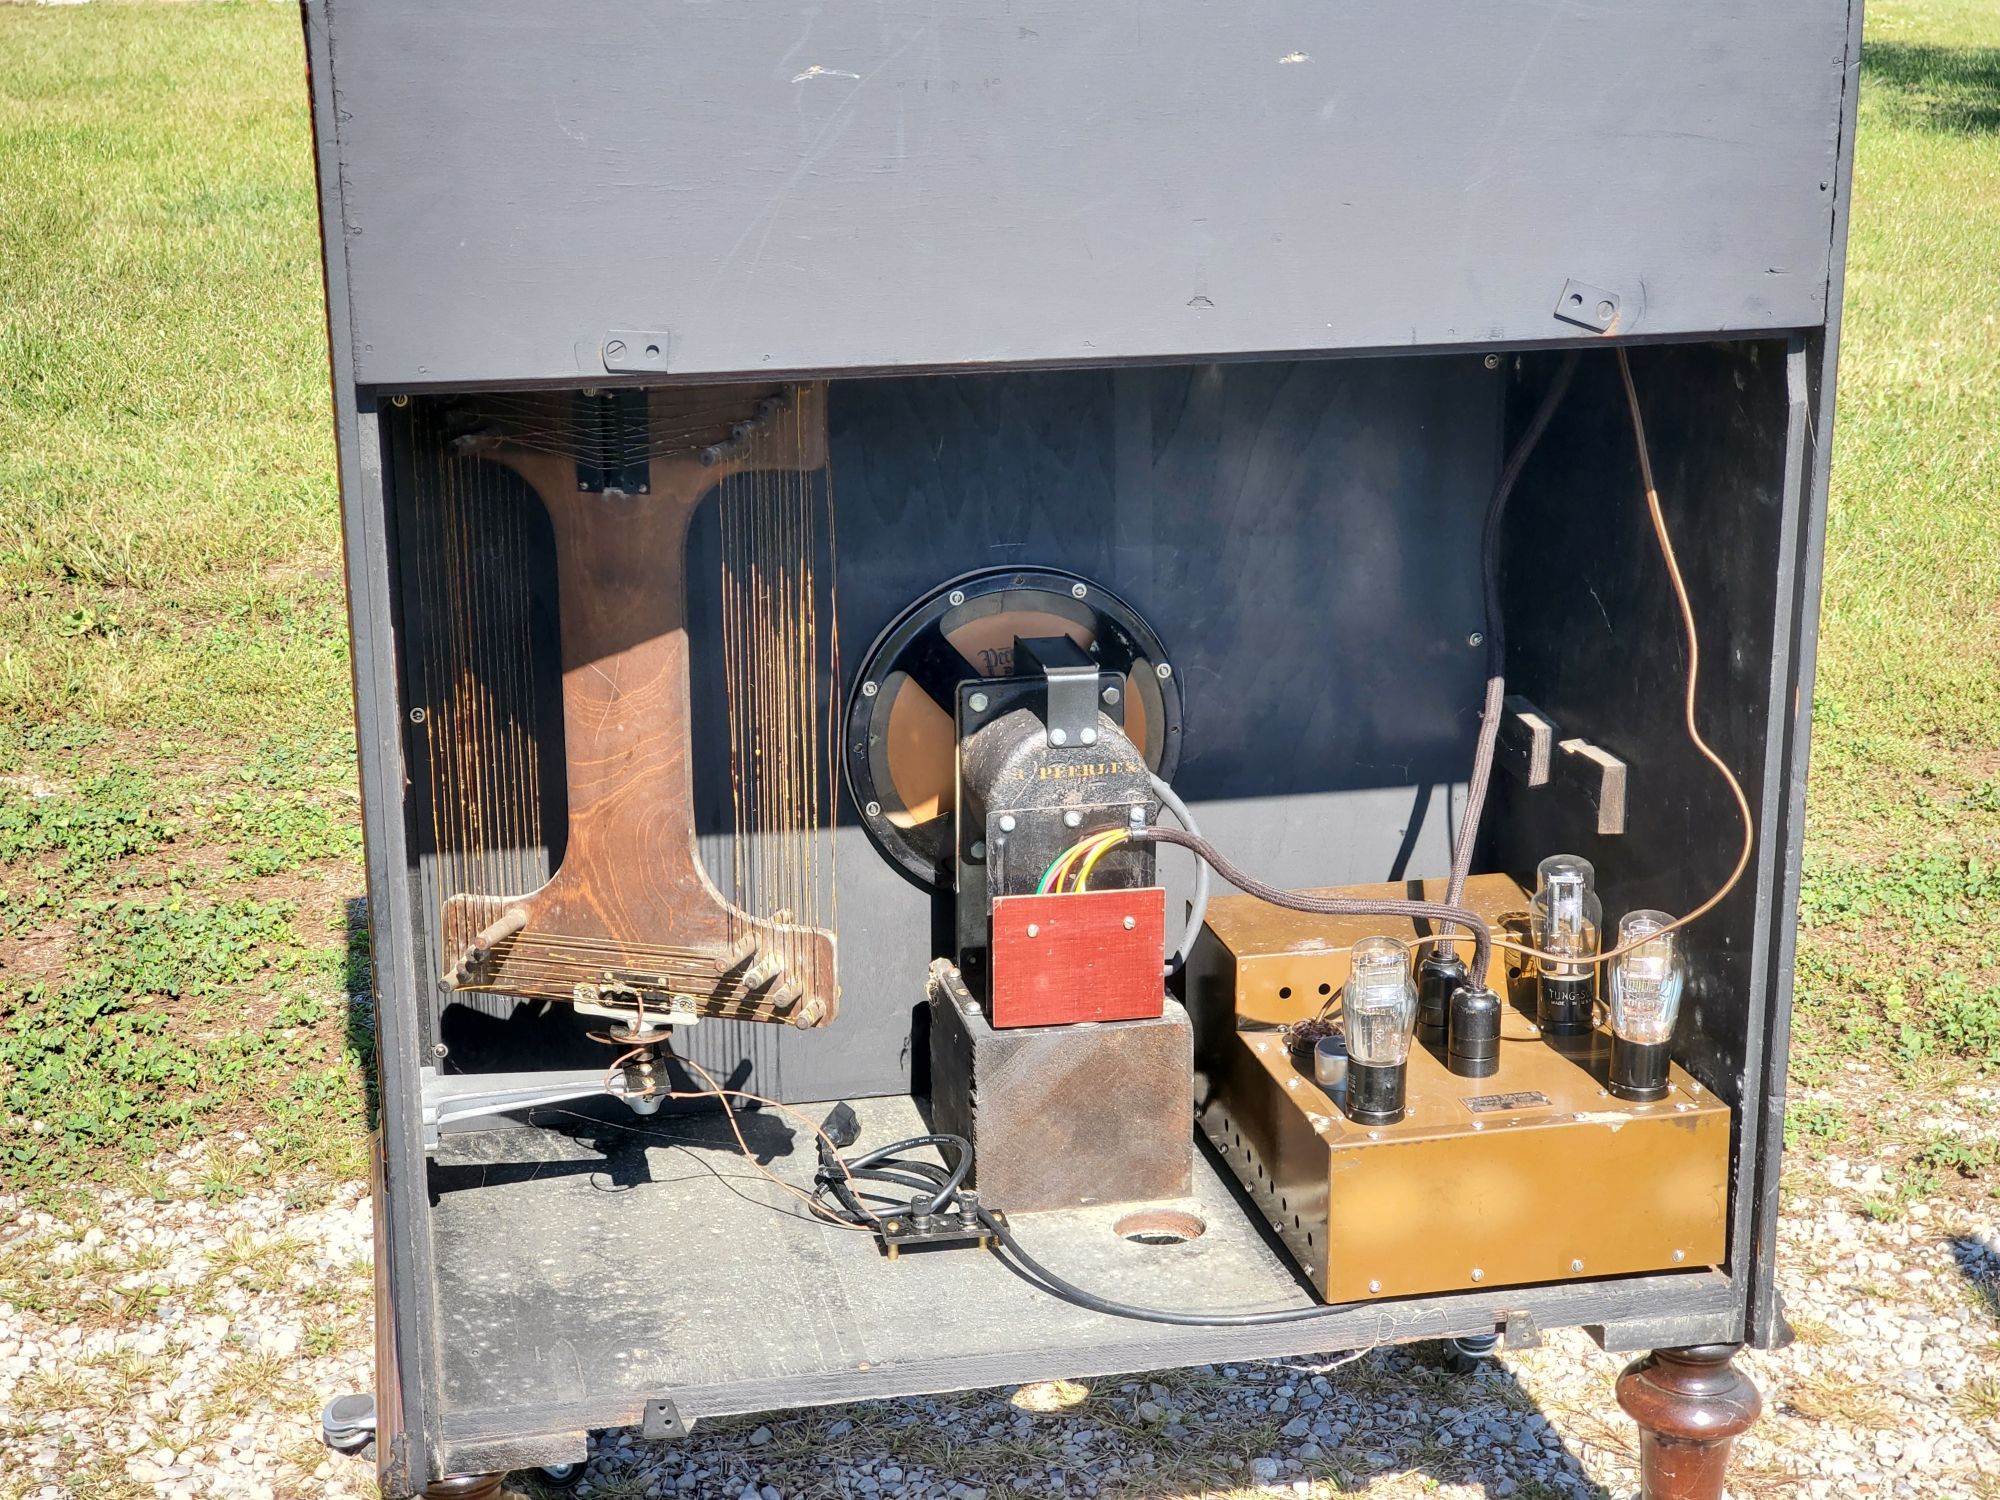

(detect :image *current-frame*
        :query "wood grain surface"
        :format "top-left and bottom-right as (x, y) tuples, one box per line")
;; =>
(442, 385), (838, 1026)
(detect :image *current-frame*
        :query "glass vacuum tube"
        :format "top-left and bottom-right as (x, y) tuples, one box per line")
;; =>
(1532, 853), (1602, 1036)
(1343, 935), (1418, 1125)
(1607, 909), (1684, 1101)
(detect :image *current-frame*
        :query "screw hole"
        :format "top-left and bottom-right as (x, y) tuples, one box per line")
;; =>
(1318, 982), (1332, 996)
(645, 343), (660, 357)
(1568, 292), (1584, 305)
(1278, 985), (1293, 1000)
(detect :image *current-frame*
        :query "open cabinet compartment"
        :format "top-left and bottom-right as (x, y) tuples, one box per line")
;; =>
(376, 341), (1814, 1477)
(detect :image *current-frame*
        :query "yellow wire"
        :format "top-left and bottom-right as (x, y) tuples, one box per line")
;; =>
(1072, 829), (1130, 892)
(1046, 829), (1122, 894)
(1048, 830), (1120, 893)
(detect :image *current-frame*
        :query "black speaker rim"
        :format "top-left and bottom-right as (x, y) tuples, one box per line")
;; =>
(842, 565), (1183, 887)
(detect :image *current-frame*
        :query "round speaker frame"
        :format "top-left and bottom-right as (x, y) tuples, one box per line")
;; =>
(843, 566), (1183, 887)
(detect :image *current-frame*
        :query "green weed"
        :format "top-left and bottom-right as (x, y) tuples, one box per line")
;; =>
(0, 895), (355, 1185)
(0, 770), (175, 899)
(1913, 1132), (2000, 1180)
(1930, 974), (2000, 1060)
(1785, 1100), (1847, 1150)
(212, 789), (361, 877)
(1799, 847), (2000, 935)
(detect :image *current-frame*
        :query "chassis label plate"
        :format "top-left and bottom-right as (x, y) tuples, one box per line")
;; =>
(1463, 1090), (1553, 1114)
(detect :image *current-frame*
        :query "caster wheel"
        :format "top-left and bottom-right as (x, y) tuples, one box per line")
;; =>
(1444, 1333), (1498, 1375)
(534, 1463), (584, 1489)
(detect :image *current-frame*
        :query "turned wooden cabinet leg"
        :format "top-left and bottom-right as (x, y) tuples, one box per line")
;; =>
(1616, 1343), (1762, 1500)
(421, 1476), (504, 1500)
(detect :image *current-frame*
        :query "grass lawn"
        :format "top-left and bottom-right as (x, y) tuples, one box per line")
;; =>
(0, 1), (361, 1200)
(0, 0), (1995, 1334)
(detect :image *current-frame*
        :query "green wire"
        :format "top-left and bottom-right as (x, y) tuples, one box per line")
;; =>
(1035, 830), (1119, 894)
(1035, 850), (1070, 895)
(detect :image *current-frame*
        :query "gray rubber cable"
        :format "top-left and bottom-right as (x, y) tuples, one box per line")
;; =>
(1148, 771), (1210, 974)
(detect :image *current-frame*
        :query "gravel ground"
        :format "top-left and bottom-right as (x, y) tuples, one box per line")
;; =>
(3, 1122), (1996, 1500)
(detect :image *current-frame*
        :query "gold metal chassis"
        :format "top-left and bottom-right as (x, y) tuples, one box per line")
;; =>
(1186, 875), (1730, 1303)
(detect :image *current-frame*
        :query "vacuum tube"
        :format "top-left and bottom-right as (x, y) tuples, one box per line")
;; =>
(1607, 909), (1684, 1101)
(1343, 935), (1419, 1125)
(1532, 853), (1601, 1036)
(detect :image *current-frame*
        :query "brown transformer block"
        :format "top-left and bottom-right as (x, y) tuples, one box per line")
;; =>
(929, 969), (1194, 1214)
(1185, 874), (1730, 1303)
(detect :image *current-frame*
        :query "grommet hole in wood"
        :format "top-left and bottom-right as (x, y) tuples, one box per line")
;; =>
(1114, 1209), (1207, 1246)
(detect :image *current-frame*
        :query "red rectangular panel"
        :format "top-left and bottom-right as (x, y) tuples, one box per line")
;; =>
(989, 887), (1166, 1029)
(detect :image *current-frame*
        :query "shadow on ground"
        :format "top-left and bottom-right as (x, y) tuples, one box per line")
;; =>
(512, 1344), (1619, 1499)
(1949, 1233), (1999, 1318)
(345, 895), (380, 1122)
(1866, 42), (2000, 133)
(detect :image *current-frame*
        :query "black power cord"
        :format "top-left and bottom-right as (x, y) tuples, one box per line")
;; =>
(811, 1114), (974, 1227)
(1131, 825), (1494, 980)
(809, 1119), (1363, 1327)
(974, 1205), (1355, 1328)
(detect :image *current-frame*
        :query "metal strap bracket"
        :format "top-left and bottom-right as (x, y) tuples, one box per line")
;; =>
(1015, 635), (1102, 748)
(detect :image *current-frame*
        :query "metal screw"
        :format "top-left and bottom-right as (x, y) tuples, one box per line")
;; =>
(1122, 915), (1136, 930)
(1063, 810), (1083, 828)
(969, 841), (986, 861)
(1470, 1268), (1485, 1283)
(1071, 582), (1088, 599)
(432, 1042), (448, 1058)
(1467, 631), (1484, 648)
(390, 393), (411, 407)
(1080, 727), (1098, 745)
(1286, 1077), (1299, 1090)
(605, 339), (626, 359)
(1471, 1120), (1484, 1131)
(1050, 728), (1068, 746)
(968, 691), (990, 713)
(1672, 1249), (1686, 1263)
(864, 800), (882, 817)
(1026, 924), (1040, 938)
(1155, 662), (1173, 680)
(998, 814), (1017, 832)
(1368, 1279), (1383, 1294)
(1570, 1258), (1584, 1273)
(1483, 353), (1502, 370)
(408, 706), (427, 724)
(1129, 805), (1147, 824)
(1102, 685), (1121, 705)
(861, 680), (878, 698)
(1596, 300), (1616, 321)
(948, 589), (967, 607)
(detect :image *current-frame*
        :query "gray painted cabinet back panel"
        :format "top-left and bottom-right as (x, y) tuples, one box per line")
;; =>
(324, 0), (1847, 386)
